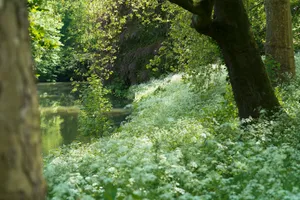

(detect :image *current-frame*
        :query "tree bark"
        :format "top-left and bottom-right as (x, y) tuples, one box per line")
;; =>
(0, 1), (46, 199)
(169, 0), (280, 119)
(265, 0), (295, 82)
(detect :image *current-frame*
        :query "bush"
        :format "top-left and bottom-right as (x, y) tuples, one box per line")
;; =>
(78, 75), (112, 137)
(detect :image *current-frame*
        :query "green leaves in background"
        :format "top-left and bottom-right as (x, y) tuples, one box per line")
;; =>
(29, 0), (63, 81)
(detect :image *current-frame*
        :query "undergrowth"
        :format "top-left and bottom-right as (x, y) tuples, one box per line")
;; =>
(44, 54), (300, 199)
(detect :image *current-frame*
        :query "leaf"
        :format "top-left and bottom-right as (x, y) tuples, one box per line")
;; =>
(103, 183), (117, 200)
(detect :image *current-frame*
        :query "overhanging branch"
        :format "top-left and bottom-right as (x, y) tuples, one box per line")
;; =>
(168, 0), (215, 33)
(168, 0), (201, 15)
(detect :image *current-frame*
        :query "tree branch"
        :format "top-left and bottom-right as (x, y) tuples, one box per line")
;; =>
(168, 0), (215, 33)
(168, 0), (202, 15)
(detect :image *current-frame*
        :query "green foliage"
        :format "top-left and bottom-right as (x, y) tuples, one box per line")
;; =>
(103, 183), (118, 200)
(28, 0), (63, 81)
(291, 1), (300, 50)
(263, 55), (281, 83)
(110, 0), (171, 87)
(148, 3), (221, 86)
(241, 0), (300, 52)
(78, 76), (112, 137)
(53, 0), (166, 84)
(245, 0), (266, 53)
(43, 54), (300, 199)
(28, 0), (300, 84)
(57, 0), (108, 80)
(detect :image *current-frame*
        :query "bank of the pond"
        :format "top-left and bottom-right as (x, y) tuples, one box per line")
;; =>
(40, 106), (131, 116)
(38, 82), (132, 154)
(40, 106), (131, 154)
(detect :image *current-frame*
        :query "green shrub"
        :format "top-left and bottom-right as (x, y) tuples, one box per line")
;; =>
(78, 75), (112, 137)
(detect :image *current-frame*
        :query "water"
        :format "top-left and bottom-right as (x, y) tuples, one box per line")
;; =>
(38, 82), (131, 154)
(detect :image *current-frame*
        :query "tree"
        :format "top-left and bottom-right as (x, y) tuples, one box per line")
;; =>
(168, 0), (280, 119)
(265, 0), (295, 82)
(0, 0), (45, 199)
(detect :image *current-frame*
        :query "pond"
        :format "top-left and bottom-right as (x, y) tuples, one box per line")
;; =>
(38, 82), (131, 154)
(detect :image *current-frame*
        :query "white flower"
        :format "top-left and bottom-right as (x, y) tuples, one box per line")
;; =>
(107, 167), (116, 173)
(189, 161), (198, 168)
(174, 187), (185, 194)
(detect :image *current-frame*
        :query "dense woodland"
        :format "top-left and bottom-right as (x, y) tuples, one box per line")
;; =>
(1, 0), (300, 199)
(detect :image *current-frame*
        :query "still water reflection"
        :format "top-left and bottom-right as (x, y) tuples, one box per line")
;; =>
(38, 82), (130, 154)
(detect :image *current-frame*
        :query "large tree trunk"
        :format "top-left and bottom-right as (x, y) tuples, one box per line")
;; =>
(265, 0), (295, 82)
(0, 1), (46, 199)
(169, 0), (280, 119)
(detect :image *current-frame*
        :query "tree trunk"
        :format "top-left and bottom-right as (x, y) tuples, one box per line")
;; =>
(265, 0), (295, 82)
(0, 1), (46, 199)
(169, 0), (280, 119)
